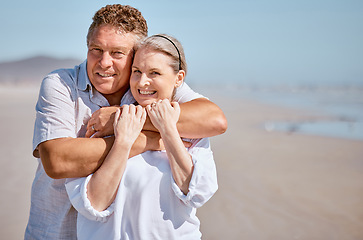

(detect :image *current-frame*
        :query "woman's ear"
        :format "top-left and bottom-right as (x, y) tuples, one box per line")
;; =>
(175, 70), (185, 88)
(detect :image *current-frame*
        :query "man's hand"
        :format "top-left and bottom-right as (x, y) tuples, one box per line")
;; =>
(86, 106), (120, 138)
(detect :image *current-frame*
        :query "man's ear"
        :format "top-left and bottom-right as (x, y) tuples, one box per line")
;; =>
(175, 70), (185, 88)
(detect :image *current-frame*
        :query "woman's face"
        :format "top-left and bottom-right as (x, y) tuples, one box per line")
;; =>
(130, 47), (184, 107)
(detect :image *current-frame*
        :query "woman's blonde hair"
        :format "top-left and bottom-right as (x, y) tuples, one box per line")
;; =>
(135, 34), (187, 76)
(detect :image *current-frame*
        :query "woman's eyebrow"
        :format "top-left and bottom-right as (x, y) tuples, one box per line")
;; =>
(131, 65), (140, 70)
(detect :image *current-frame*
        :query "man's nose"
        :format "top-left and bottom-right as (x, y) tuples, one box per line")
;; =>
(99, 52), (113, 68)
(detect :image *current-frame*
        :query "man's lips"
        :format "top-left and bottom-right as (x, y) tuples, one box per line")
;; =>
(97, 72), (116, 78)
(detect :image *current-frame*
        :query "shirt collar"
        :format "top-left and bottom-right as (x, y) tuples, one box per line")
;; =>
(77, 60), (92, 91)
(121, 89), (136, 105)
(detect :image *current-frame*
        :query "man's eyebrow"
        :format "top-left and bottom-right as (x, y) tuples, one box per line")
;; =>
(88, 42), (100, 48)
(87, 42), (129, 52)
(114, 47), (128, 52)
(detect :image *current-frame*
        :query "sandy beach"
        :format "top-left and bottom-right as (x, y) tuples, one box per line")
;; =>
(1, 86), (362, 240)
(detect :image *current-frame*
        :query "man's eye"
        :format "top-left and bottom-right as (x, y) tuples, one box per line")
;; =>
(90, 48), (102, 55)
(113, 52), (124, 58)
(133, 69), (141, 74)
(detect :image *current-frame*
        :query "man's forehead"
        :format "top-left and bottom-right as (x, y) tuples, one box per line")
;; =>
(88, 31), (137, 50)
(89, 25), (137, 41)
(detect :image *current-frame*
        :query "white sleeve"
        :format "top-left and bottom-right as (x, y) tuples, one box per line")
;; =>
(33, 72), (77, 153)
(171, 138), (218, 208)
(65, 176), (115, 222)
(173, 82), (207, 103)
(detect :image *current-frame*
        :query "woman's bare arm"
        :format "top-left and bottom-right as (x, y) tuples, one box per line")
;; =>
(146, 100), (194, 194)
(175, 98), (227, 138)
(87, 105), (146, 211)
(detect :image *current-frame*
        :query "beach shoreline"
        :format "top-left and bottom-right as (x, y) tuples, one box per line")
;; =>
(1, 85), (362, 239)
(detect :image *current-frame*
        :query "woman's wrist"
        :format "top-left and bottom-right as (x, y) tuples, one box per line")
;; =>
(159, 122), (178, 136)
(113, 137), (134, 150)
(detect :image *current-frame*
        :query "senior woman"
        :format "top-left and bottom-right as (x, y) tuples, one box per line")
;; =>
(65, 34), (218, 240)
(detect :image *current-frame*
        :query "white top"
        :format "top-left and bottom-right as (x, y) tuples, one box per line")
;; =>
(25, 60), (204, 240)
(65, 137), (218, 240)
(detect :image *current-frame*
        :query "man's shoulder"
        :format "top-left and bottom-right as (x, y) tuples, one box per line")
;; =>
(48, 63), (82, 84)
(42, 62), (85, 90)
(38, 62), (86, 101)
(174, 82), (205, 103)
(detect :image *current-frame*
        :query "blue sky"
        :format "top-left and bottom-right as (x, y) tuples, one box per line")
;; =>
(1, 0), (362, 86)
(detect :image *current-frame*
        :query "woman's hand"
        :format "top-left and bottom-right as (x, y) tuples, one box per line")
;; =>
(147, 99), (193, 195)
(146, 99), (180, 134)
(114, 104), (147, 148)
(86, 106), (120, 138)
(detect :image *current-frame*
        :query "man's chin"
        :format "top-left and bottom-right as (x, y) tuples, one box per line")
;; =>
(93, 82), (124, 94)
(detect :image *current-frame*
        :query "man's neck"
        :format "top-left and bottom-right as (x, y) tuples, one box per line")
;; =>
(103, 88), (127, 106)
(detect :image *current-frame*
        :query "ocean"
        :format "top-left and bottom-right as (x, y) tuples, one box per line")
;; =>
(198, 83), (363, 141)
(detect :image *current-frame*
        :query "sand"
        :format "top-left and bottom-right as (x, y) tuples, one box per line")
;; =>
(1, 86), (362, 240)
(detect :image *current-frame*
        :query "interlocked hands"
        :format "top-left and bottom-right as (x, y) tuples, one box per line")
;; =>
(86, 99), (180, 140)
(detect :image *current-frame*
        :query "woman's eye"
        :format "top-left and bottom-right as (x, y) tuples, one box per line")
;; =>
(151, 71), (160, 75)
(133, 69), (141, 74)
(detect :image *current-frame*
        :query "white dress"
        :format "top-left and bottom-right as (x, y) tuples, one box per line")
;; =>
(65, 137), (218, 240)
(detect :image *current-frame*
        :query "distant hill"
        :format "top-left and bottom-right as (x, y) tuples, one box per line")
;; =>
(0, 56), (82, 86)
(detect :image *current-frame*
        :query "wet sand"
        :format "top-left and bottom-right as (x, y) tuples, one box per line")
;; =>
(1, 86), (362, 239)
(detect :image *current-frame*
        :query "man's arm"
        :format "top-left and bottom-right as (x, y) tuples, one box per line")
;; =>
(143, 98), (227, 138)
(175, 98), (227, 138)
(43, 97), (226, 179)
(38, 130), (163, 179)
(86, 98), (228, 139)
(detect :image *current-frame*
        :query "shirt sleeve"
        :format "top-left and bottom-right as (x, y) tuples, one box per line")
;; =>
(173, 82), (207, 103)
(32, 71), (78, 154)
(65, 176), (115, 222)
(171, 138), (218, 208)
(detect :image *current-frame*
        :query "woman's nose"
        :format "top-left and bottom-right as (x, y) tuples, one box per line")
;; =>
(139, 73), (150, 86)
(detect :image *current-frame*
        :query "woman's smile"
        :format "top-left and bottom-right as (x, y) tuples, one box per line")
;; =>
(138, 89), (157, 96)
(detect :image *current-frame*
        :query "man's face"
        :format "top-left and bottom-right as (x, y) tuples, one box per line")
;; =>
(87, 25), (136, 102)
